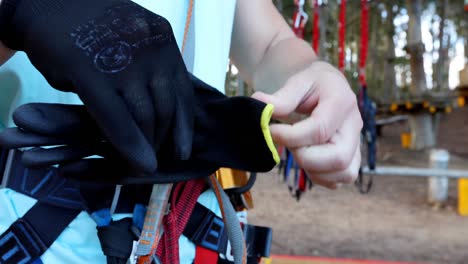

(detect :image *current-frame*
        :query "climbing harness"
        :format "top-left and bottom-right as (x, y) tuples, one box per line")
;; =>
(277, 147), (313, 201)
(0, 149), (273, 264)
(355, 0), (376, 194)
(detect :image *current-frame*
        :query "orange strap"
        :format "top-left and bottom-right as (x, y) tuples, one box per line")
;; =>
(182, 0), (194, 53)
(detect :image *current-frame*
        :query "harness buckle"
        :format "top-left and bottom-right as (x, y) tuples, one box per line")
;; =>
(191, 212), (225, 252)
(0, 218), (47, 264)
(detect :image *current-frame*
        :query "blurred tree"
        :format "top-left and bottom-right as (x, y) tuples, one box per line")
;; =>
(272, 0), (462, 100)
(406, 0), (435, 149)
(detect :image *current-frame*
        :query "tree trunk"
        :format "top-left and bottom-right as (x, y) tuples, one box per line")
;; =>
(383, 3), (398, 102)
(434, 0), (448, 90)
(406, 0), (435, 149)
(319, 3), (329, 60)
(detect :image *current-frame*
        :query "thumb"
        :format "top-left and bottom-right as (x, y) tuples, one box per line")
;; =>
(251, 79), (308, 118)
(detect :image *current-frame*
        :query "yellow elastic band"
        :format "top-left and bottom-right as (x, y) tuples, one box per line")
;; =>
(260, 104), (280, 165)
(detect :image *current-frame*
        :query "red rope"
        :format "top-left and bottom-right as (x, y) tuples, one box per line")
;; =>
(359, 0), (369, 86)
(312, 0), (320, 53)
(338, 0), (346, 72)
(156, 179), (206, 264)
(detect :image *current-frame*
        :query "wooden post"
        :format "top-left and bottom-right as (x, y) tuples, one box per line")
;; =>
(428, 149), (449, 205)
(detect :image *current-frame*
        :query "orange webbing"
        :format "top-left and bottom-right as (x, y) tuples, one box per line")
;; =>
(181, 0), (194, 53)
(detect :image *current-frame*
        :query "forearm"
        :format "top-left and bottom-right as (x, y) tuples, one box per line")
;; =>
(230, 0), (318, 94)
(251, 36), (317, 94)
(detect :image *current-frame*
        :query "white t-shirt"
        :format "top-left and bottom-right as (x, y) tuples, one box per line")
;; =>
(0, 1), (237, 263)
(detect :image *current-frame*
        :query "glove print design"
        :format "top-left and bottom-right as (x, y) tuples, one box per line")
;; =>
(70, 2), (172, 73)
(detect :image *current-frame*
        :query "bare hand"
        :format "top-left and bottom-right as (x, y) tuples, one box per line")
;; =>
(253, 61), (362, 189)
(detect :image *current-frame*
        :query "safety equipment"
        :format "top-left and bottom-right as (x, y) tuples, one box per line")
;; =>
(0, 0), (196, 174)
(356, 0), (375, 194)
(0, 149), (272, 264)
(0, 74), (279, 184)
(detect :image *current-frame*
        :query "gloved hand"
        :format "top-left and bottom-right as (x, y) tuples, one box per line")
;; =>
(0, 0), (194, 173)
(0, 75), (280, 185)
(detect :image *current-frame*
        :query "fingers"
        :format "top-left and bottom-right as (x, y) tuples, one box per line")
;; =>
(251, 75), (314, 118)
(120, 80), (156, 146)
(291, 109), (362, 172)
(306, 145), (361, 189)
(269, 93), (358, 147)
(76, 79), (157, 173)
(22, 144), (107, 168)
(252, 61), (358, 148)
(170, 69), (194, 160)
(149, 72), (176, 155)
(0, 127), (73, 148)
(13, 103), (99, 139)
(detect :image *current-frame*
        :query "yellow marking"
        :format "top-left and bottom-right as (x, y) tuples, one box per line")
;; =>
(445, 106), (452, 113)
(261, 104), (280, 164)
(458, 96), (465, 107)
(405, 101), (413, 110)
(390, 103), (398, 112)
(458, 179), (468, 216)
(423, 101), (429, 108)
(429, 106), (436, 113)
(400, 133), (411, 149)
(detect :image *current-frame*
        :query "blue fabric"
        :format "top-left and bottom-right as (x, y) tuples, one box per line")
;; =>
(359, 87), (377, 170)
(91, 209), (112, 227)
(132, 204), (147, 231)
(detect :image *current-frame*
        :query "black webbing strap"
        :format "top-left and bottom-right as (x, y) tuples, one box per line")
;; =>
(0, 202), (80, 264)
(0, 148), (7, 178)
(183, 203), (272, 260)
(0, 149), (150, 263)
(0, 149), (150, 212)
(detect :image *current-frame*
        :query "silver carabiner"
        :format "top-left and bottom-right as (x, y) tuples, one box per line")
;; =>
(294, 0), (308, 29)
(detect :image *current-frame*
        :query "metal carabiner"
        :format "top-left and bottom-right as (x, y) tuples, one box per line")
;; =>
(294, 0), (308, 29)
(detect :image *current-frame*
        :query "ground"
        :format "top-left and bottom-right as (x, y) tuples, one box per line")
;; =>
(248, 108), (468, 264)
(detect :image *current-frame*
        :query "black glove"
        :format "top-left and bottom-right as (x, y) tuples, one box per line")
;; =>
(0, 75), (280, 185)
(0, 0), (194, 173)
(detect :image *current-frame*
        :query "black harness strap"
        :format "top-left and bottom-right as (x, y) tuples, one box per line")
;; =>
(0, 149), (148, 264)
(183, 203), (272, 262)
(0, 202), (80, 264)
(0, 148), (272, 264)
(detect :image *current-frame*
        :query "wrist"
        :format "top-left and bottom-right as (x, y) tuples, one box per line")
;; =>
(307, 60), (348, 83)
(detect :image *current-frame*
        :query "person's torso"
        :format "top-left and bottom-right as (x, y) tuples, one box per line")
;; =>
(0, 0), (237, 128)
